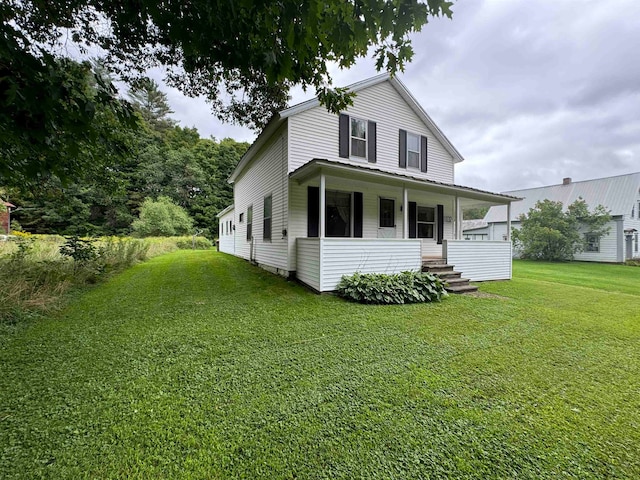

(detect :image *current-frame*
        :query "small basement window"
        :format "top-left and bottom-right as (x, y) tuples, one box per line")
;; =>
(239, 212), (244, 223)
(585, 233), (600, 252)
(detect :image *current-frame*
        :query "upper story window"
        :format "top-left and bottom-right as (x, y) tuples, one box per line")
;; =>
(399, 130), (427, 172)
(339, 113), (376, 163)
(350, 118), (367, 158)
(407, 133), (420, 169)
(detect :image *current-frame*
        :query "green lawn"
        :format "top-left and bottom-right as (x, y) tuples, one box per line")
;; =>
(1, 253), (638, 478)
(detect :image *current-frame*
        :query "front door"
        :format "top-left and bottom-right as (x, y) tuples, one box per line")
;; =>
(378, 197), (396, 238)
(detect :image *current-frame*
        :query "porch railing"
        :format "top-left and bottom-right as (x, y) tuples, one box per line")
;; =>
(444, 240), (512, 281)
(297, 238), (422, 292)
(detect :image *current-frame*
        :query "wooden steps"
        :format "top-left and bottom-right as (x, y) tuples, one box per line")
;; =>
(421, 258), (478, 294)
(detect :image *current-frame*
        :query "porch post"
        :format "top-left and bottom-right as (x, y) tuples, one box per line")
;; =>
(320, 172), (326, 238)
(455, 196), (461, 240)
(403, 186), (408, 239)
(506, 202), (511, 241)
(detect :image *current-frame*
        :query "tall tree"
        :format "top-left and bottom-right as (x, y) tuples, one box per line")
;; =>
(128, 78), (175, 131)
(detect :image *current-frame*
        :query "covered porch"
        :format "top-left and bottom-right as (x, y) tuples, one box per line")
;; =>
(289, 159), (518, 292)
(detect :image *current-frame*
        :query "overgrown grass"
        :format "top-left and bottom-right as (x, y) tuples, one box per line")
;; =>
(0, 254), (638, 478)
(0, 235), (208, 324)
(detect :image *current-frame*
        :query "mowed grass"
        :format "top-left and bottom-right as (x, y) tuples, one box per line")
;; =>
(0, 253), (638, 479)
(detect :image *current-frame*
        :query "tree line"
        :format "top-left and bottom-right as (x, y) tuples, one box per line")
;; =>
(3, 70), (248, 238)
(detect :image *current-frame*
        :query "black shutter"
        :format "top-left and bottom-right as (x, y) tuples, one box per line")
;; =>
(399, 130), (407, 168)
(420, 135), (428, 172)
(307, 186), (320, 237)
(367, 122), (376, 163)
(354, 192), (363, 237)
(339, 114), (349, 158)
(437, 204), (444, 244)
(408, 202), (417, 238)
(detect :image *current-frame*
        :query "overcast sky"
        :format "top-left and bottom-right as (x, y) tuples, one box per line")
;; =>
(154, 0), (640, 193)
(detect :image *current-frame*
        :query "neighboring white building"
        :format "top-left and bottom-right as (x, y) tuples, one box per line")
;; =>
(480, 173), (640, 262)
(218, 75), (519, 292)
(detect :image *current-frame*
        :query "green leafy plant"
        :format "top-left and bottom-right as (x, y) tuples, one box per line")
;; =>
(337, 271), (447, 305)
(176, 237), (213, 250)
(59, 236), (98, 263)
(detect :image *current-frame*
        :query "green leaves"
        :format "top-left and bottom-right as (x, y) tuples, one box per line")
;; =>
(514, 198), (612, 261)
(337, 271), (448, 305)
(3, 0), (454, 130)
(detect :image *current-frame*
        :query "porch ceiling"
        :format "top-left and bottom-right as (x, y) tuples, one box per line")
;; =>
(290, 159), (521, 205)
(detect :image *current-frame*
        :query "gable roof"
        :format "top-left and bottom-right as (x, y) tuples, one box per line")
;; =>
(484, 172), (640, 222)
(229, 74), (463, 183)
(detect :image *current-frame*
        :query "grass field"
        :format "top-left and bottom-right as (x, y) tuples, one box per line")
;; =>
(0, 253), (638, 478)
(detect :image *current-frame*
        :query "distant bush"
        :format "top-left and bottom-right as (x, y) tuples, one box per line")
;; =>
(337, 271), (447, 305)
(176, 237), (213, 250)
(131, 196), (193, 237)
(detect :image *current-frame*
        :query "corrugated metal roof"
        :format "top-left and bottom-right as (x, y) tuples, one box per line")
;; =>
(485, 172), (640, 222)
(462, 219), (488, 231)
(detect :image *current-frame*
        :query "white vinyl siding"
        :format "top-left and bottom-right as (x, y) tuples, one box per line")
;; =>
(218, 208), (235, 254)
(445, 240), (512, 281)
(296, 238), (321, 291)
(288, 80), (455, 183)
(233, 124), (289, 272)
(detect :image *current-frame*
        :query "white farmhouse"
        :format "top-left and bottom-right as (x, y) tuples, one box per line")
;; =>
(217, 75), (519, 292)
(481, 173), (640, 262)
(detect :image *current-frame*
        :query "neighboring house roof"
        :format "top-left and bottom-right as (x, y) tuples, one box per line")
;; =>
(2, 200), (15, 208)
(216, 204), (234, 218)
(229, 74), (464, 184)
(290, 159), (521, 204)
(485, 172), (640, 223)
(462, 219), (488, 232)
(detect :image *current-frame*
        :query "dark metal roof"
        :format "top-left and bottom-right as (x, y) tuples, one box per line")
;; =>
(290, 158), (521, 203)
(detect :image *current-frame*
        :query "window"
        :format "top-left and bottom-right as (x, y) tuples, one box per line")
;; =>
(246, 205), (253, 241)
(350, 118), (367, 158)
(379, 198), (395, 228)
(326, 190), (351, 237)
(263, 195), (272, 241)
(585, 233), (600, 252)
(406, 133), (420, 169)
(417, 206), (435, 238)
(239, 213), (244, 223)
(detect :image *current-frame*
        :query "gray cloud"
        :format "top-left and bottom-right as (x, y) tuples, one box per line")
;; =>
(154, 0), (640, 193)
